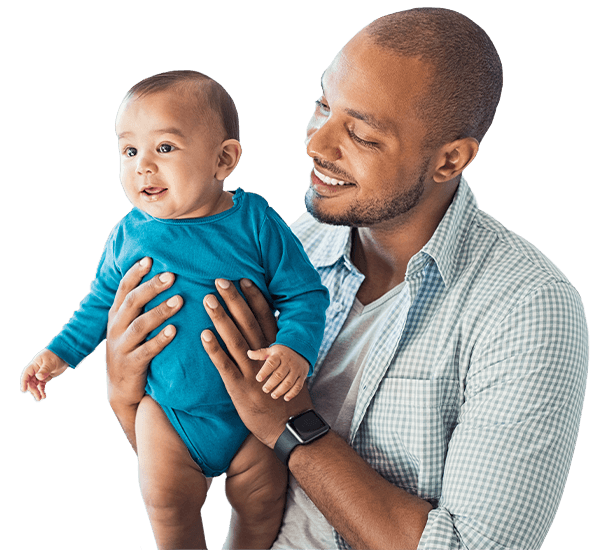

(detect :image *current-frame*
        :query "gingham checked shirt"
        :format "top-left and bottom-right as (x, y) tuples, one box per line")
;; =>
(292, 177), (588, 550)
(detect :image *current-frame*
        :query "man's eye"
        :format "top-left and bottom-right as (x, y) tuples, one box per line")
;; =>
(347, 129), (379, 149)
(159, 144), (174, 153)
(315, 99), (330, 115)
(126, 147), (137, 157)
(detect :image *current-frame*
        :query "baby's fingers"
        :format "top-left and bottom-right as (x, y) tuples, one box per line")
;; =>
(248, 348), (270, 362)
(262, 364), (292, 396)
(255, 354), (281, 383)
(267, 372), (302, 400)
(25, 376), (44, 401)
(283, 377), (305, 402)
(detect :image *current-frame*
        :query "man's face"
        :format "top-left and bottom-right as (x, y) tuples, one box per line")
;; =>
(115, 90), (223, 219)
(305, 34), (435, 227)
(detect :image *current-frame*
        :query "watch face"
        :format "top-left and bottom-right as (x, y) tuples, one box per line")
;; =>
(291, 410), (328, 440)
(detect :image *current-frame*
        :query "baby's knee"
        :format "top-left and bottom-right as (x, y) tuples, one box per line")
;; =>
(225, 458), (287, 520)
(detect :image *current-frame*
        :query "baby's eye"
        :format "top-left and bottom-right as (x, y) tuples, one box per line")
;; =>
(159, 144), (175, 153)
(125, 147), (137, 157)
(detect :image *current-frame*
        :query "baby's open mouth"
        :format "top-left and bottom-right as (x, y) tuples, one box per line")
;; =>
(141, 187), (168, 201)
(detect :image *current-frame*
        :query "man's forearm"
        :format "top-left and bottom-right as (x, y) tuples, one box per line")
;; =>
(288, 431), (432, 550)
(109, 399), (139, 452)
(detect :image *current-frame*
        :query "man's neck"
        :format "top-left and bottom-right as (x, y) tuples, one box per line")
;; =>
(351, 182), (457, 305)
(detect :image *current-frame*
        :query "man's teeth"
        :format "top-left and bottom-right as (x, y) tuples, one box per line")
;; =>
(314, 168), (349, 186)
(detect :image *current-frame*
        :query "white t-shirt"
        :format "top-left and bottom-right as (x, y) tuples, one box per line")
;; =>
(272, 282), (407, 549)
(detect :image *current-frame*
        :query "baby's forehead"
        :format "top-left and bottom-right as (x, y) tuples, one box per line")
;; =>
(118, 87), (219, 134)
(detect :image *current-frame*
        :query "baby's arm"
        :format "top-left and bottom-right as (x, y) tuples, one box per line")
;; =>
(20, 349), (69, 401)
(248, 345), (309, 401)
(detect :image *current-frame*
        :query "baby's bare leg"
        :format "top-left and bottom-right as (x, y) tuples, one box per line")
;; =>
(222, 435), (287, 550)
(223, 435), (288, 549)
(136, 395), (211, 549)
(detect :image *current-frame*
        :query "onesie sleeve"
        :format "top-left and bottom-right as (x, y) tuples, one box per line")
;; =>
(259, 207), (330, 373)
(47, 225), (123, 368)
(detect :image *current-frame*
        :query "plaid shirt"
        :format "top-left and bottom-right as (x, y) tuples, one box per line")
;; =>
(292, 177), (588, 550)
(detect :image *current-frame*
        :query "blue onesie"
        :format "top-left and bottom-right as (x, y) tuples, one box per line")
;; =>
(48, 189), (329, 476)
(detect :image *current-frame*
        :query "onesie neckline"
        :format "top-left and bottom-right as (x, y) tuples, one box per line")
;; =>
(140, 188), (244, 225)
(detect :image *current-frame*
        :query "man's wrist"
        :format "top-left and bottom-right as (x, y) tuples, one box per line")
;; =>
(274, 409), (330, 466)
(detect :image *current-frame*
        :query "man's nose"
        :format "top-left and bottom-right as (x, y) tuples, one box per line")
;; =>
(306, 117), (342, 162)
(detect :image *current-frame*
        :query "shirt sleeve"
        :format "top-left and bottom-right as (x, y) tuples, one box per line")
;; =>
(258, 207), (330, 372)
(47, 226), (122, 367)
(416, 281), (588, 550)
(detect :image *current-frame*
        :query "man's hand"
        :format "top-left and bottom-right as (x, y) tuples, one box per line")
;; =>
(20, 348), (69, 401)
(201, 278), (313, 448)
(106, 257), (182, 450)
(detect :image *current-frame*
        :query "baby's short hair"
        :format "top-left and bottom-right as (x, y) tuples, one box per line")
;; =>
(124, 70), (239, 141)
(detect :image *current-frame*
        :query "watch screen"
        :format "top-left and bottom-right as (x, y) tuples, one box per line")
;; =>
(291, 411), (327, 439)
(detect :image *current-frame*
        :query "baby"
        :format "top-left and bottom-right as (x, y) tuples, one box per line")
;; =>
(20, 70), (329, 548)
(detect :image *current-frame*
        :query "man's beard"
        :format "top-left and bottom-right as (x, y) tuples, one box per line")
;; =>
(305, 161), (428, 227)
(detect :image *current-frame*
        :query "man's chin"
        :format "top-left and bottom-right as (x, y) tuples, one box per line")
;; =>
(304, 189), (349, 227)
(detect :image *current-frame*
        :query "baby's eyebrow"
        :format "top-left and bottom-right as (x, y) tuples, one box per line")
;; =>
(117, 128), (187, 140)
(153, 128), (187, 138)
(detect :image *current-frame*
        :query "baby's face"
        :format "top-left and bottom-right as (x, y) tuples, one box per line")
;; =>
(116, 91), (225, 219)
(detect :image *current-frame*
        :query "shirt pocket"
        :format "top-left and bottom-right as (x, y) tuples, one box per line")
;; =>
(354, 377), (459, 503)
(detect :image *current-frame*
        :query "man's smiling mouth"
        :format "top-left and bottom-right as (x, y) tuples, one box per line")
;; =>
(313, 167), (353, 186)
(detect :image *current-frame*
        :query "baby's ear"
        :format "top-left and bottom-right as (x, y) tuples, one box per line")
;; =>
(215, 139), (242, 181)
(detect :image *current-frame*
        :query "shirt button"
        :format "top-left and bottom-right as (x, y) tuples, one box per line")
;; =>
(332, 302), (343, 312)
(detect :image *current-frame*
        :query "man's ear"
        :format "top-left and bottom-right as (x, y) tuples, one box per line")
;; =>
(215, 139), (242, 181)
(432, 137), (479, 183)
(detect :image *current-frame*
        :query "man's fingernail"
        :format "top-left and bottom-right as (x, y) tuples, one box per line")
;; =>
(216, 279), (230, 289)
(201, 330), (212, 342)
(205, 295), (219, 309)
(164, 325), (175, 337)
(139, 257), (151, 268)
(167, 296), (179, 307)
(241, 278), (252, 288)
(159, 272), (172, 284)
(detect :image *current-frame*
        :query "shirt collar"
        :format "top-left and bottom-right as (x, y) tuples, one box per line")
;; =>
(410, 176), (478, 287)
(310, 177), (478, 287)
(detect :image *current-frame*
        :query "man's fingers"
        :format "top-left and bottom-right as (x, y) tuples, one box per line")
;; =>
(131, 324), (177, 366)
(122, 294), (183, 349)
(203, 294), (255, 372)
(111, 257), (153, 315)
(214, 279), (269, 350)
(110, 262), (176, 336)
(240, 278), (278, 344)
(201, 330), (243, 383)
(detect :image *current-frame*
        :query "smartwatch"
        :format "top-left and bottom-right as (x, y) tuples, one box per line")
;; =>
(274, 409), (330, 466)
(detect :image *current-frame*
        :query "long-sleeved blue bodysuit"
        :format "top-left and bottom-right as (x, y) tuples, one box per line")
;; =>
(48, 189), (329, 475)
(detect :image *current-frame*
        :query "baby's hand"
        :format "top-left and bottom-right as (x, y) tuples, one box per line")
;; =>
(20, 349), (69, 401)
(248, 345), (310, 401)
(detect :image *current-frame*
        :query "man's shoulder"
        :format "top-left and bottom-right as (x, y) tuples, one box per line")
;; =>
(470, 208), (570, 288)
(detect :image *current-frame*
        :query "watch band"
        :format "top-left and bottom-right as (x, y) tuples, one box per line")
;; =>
(274, 409), (330, 466)
(274, 424), (303, 465)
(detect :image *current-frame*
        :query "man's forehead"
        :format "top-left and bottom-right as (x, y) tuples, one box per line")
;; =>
(321, 36), (431, 134)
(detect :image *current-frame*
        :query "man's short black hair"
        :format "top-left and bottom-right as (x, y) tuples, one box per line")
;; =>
(124, 70), (239, 142)
(365, 8), (503, 147)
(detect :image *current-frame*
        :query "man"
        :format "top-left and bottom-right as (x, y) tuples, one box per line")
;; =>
(106, 8), (587, 549)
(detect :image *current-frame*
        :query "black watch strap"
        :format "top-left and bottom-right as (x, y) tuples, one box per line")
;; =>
(274, 425), (303, 465)
(274, 409), (330, 466)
